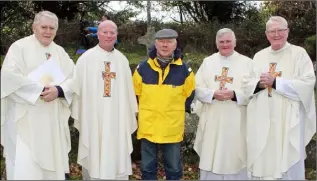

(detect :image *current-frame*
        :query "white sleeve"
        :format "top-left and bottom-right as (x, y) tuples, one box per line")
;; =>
(195, 58), (215, 104)
(60, 81), (73, 105)
(275, 77), (300, 101)
(13, 83), (44, 104)
(234, 90), (247, 106)
(195, 88), (215, 104)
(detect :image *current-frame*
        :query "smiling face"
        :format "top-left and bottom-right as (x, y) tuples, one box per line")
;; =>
(216, 32), (236, 57)
(265, 21), (289, 51)
(97, 21), (117, 51)
(32, 16), (57, 46)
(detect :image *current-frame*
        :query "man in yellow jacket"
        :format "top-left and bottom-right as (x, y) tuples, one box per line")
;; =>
(133, 28), (195, 180)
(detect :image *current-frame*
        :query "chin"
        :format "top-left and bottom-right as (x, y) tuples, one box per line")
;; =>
(41, 41), (51, 46)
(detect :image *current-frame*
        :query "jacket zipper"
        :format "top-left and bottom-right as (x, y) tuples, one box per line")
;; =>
(162, 67), (165, 80)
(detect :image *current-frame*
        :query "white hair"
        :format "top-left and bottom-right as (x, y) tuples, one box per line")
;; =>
(33, 11), (59, 30)
(266, 16), (288, 30)
(216, 28), (236, 43)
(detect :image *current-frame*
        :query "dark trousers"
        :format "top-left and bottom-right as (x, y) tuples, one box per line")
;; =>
(140, 138), (182, 180)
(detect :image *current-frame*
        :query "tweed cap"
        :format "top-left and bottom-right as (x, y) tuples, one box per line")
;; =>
(154, 29), (178, 39)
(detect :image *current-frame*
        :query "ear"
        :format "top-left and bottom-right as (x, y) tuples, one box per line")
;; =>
(32, 24), (36, 33)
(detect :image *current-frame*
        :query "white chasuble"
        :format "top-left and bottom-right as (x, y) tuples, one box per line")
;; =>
(71, 45), (138, 180)
(243, 42), (316, 179)
(1, 34), (74, 179)
(193, 51), (251, 179)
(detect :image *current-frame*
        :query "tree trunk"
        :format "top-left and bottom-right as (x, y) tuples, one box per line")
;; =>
(147, 0), (151, 26)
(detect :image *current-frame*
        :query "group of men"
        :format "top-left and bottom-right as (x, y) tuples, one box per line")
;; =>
(1, 10), (315, 181)
(192, 16), (316, 180)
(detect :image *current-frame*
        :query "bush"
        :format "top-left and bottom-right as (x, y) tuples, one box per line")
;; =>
(304, 35), (316, 61)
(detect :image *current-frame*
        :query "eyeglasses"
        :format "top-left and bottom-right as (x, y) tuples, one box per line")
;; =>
(266, 29), (288, 35)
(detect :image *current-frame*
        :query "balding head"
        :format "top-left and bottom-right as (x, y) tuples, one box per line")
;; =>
(97, 20), (118, 51)
(98, 20), (118, 33)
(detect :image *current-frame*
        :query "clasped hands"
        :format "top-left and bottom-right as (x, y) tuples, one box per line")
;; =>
(213, 88), (234, 101)
(40, 85), (58, 102)
(259, 72), (275, 89)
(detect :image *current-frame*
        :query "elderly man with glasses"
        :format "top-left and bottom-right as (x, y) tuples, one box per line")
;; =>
(243, 16), (316, 180)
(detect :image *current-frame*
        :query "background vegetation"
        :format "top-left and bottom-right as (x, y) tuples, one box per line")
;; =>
(0, 1), (316, 180)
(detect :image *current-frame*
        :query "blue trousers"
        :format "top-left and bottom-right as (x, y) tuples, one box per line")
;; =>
(140, 138), (183, 180)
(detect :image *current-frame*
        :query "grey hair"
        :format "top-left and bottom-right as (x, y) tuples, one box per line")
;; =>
(33, 11), (59, 30)
(215, 28), (236, 43)
(266, 16), (288, 30)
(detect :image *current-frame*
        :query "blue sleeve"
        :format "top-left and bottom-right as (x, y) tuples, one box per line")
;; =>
(55, 86), (65, 98)
(185, 90), (195, 113)
(87, 27), (98, 33)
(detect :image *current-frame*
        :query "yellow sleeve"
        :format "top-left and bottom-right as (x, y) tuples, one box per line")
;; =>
(132, 68), (142, 96)
(183, 71), (195, 98)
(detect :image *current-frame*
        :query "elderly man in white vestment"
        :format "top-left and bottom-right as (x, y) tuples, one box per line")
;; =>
(70, 20), (138, 180)
(243, 16), (316, 180)
(193, 28), (251, 180)
(1, 11), (75, 180)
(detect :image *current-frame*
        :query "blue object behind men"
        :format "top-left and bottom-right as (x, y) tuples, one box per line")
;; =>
(87, 26), (119, 45)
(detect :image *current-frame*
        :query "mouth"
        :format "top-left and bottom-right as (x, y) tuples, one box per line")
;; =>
(272, 36), (282, 40)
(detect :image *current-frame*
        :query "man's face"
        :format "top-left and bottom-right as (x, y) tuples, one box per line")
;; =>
(265, 21), (289, 50)
(216, 33), (236, 57)
(97, 22), (117, 51)
(155, 39), (177, 58)
(33, 16), (57, 46)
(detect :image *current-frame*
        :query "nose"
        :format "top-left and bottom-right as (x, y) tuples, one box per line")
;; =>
(161, 41), (168, 46)
(45, 28), (53, 34)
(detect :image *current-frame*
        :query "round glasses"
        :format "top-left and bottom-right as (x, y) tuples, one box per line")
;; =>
(266, 28), (288, 35)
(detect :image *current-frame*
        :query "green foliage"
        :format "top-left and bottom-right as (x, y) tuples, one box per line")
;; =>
(0, 1), (34, 54)
(0, 55), (4, 66)
(68, 47), (82, 64)
(261, 1), (316, 46)
(33, 1), (80, 20)
(304, 35), (316, 61)
(183, 52), (207, 73)
(159, 1), (247, 23)
(77, 1), (110, 22)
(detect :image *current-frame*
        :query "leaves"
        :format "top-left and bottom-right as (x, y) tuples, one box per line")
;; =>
(261, 1), (316, 46)
(128, 161), (199, 180)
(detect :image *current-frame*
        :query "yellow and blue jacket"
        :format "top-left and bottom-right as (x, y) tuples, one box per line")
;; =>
(133, 47), (195, 143)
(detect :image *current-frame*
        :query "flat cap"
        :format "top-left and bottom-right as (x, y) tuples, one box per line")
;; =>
(154, 29), (178, 39)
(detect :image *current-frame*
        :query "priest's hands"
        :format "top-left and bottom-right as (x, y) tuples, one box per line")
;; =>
(260, 73), (275, 88)
(213, 88), (234, 101)
(40, 85), (58, 102)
